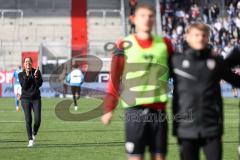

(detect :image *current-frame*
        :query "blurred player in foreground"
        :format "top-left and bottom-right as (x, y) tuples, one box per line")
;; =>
(101, 4), (173, 160)
(66, 64), (84, 111)
(18, 57), (43, 147)
(12, 65), (22, 112)
(171, 22), (240, 160)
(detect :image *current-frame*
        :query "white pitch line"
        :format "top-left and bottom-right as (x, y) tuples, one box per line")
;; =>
(0, 121), (24, 123)
(0, 110), (19, 113)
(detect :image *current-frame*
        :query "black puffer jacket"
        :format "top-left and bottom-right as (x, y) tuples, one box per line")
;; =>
(171, 46), (240, 139)
(18, 68), (43, 100)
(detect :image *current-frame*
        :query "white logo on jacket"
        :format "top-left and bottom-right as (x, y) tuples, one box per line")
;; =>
(125, 142), (134, 153)
(206, 59), (216, 70)
(182, 60), (190, 68)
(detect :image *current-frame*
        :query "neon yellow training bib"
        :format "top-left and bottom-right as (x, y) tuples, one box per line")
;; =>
(119, 35), (169, 108)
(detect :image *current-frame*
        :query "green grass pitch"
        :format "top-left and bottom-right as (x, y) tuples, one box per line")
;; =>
(0, 97), (239, 160)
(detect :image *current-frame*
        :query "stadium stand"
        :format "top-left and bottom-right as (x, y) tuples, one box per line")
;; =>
(87, 0), (124, 58)
(0, 0), (71, 71)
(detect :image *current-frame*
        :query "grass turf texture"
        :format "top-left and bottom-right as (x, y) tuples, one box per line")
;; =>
(0, 97), (239, 160)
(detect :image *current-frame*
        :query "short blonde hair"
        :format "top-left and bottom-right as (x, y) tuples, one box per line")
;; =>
(186, 22), (210, 36)
(134, 3), (156, 16)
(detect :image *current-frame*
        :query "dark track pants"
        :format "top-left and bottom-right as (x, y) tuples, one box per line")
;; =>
(179, 136), (222, 160)
(21, 99), (41, 140)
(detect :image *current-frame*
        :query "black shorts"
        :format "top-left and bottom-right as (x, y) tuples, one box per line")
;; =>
(124, 106), (168, 156)
(71, 86), (81, 95)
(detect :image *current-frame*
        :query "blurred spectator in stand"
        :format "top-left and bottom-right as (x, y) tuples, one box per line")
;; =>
(191, 4), (200, 21)
(232, 26), (240, 43)
(210, 4), (219, 22)
(235, 12), (240, 29)
(221, 42), (234, 58)
(220, 31), (231, 48)
(128, 0), (137, 33)
(228, 3), (236, 18)
(236, 1), (240, 14)
(165, 3), (174, 18)
(203, 5), (210, 23)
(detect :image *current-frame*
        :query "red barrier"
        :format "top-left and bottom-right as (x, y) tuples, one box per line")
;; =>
(71, 0), (88, 57)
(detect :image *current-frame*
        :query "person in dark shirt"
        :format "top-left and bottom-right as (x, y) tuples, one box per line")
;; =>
(203, 5), (209, 23)
(18, 57), (43, 147)
(171, 22), (240, 160)
(210, 4), (219, 21)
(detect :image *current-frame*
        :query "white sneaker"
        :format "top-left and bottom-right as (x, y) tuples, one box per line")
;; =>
(27, 140), (34, 147)
(16, 106), (20, 112)
(74, 106), (78, 111)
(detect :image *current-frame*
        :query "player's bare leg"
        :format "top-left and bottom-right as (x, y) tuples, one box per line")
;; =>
(73, 93), (78, 110)
(232, 88), (238, 98)
(151, 154), (165, 160)
(16, 94), (21, 112)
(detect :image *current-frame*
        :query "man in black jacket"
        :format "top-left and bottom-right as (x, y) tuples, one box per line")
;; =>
(171, 22), (240, 160)
(18, 57), (43, 147)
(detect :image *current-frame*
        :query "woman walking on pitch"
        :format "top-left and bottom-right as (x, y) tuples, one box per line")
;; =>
(18, 57), (43, 147)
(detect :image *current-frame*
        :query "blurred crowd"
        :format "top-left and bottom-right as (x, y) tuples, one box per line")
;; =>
(160, 0), (240, 57)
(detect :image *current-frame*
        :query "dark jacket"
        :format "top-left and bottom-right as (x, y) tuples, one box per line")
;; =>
(18, 68), (43, 100)
(171, 46), (240, 139)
